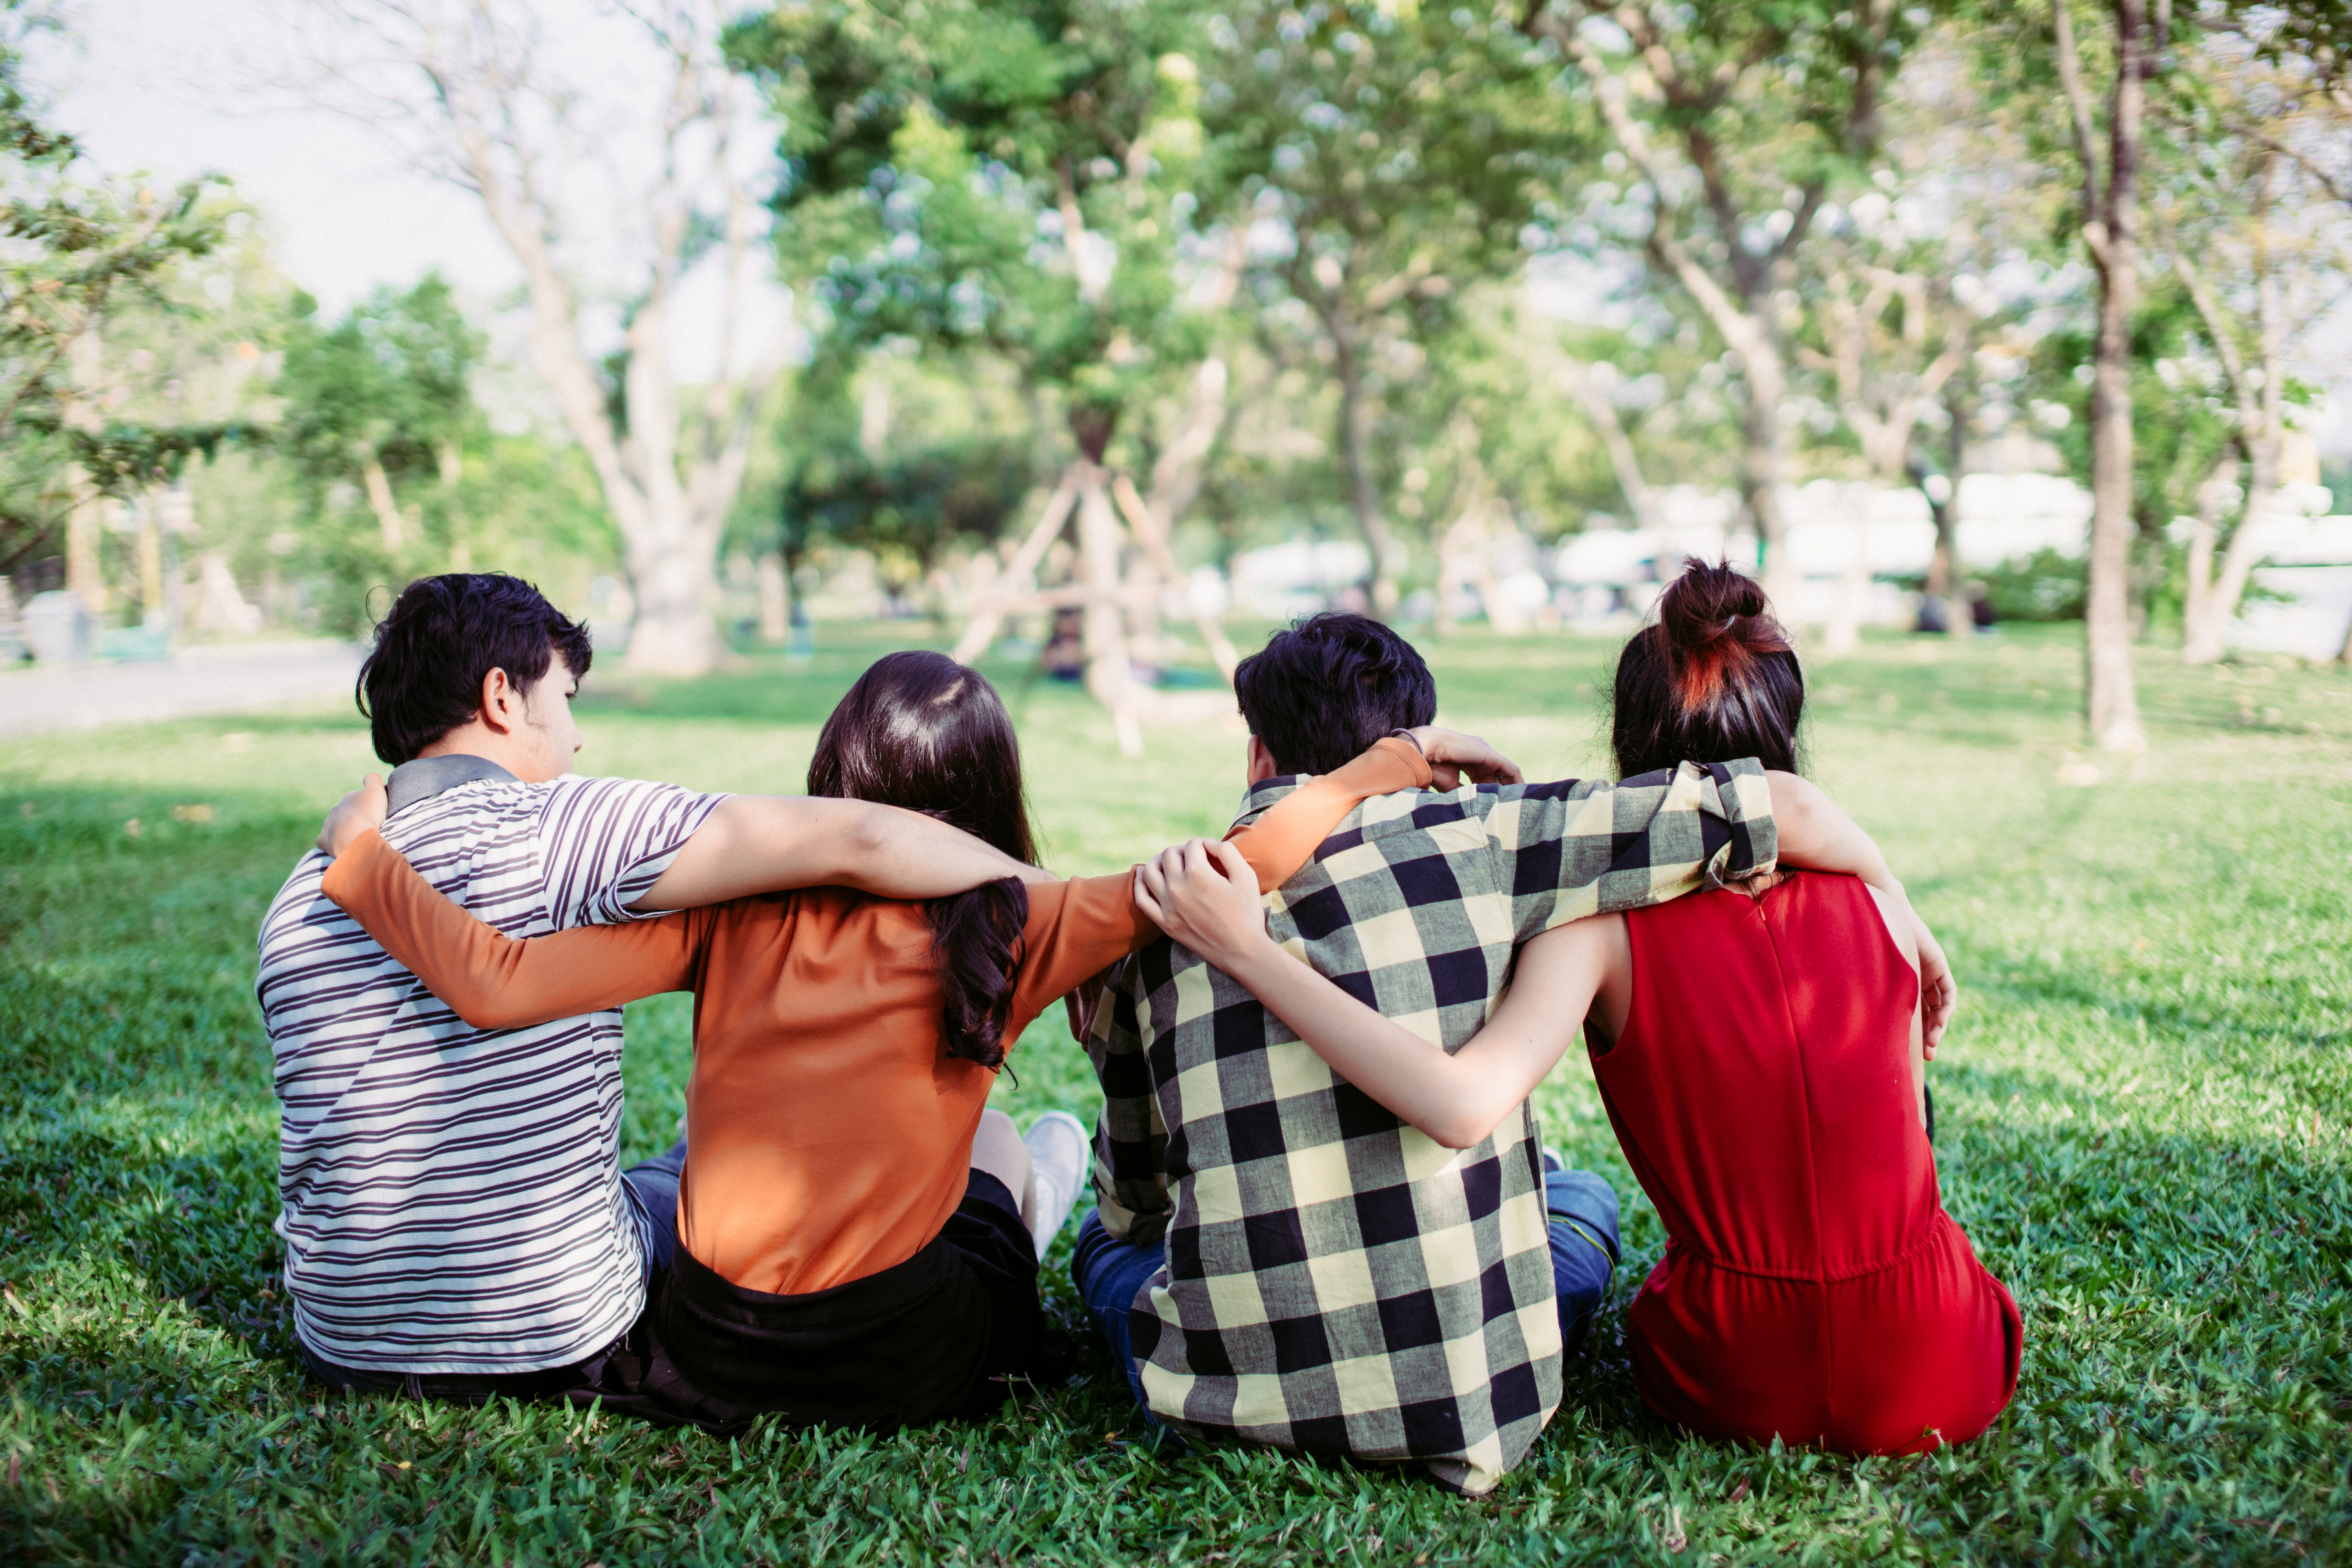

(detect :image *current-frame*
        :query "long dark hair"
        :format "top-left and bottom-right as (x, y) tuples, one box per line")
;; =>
(1612, 562), (1804, 779)
(807, 651), (1035, 1067)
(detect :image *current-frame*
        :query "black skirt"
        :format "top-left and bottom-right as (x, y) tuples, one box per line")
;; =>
(573, 1170), (1043, 1437)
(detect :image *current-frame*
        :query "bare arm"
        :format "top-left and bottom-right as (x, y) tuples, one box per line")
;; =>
(1766, 771), (1955, 1055)
(632, 794), (1051, 911)
(1863, 882), (1930, 1130)
(312, 773), (1052, 912)
(1133, 839), (1606, 1149)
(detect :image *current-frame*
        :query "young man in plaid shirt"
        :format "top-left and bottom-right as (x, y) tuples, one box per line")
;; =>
(1069, 613), (1947, 1493)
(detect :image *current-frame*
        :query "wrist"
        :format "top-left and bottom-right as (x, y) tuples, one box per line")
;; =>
(1206, 926), (1283, 978)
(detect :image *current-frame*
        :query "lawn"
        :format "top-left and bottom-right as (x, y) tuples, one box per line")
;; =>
(2, 621), (2348, 1565)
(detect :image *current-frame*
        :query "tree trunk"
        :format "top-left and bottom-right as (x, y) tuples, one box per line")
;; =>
(1329, 312), (1402, 615)
(2180, 457), (2236, 661)
(1074, 463), (1142, 757)
(1561, 359), (1659, 531)
(2181, 197), (2286, 666)
(360, 454), (408, 554)
(2081, 0), (2148, 751)
(1740, 344), (1798, 611)
(1922, 380), (1969, 636)
(62, 329), (108, 615)
(756, 552), (789, 644)
(619, 487), (726, 675)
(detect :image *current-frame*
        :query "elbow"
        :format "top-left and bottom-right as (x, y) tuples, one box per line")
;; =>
(841, 803), (900, 881)
(1424, 1103), (1498, 1151)
(454, 999), (532, 1031)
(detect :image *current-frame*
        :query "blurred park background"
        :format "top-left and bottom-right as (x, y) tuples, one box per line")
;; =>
(4, 0), (2352, 1561)
(2, 0), (2352, 731)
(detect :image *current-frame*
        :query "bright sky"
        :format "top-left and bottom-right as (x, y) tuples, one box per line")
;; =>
(31, 0), (798, 390)
(34, 0), (519, 312)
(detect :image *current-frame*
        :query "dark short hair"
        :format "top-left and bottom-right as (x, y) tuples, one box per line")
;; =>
(1612, 561), (1803, 779)
(1234, 612), (1436, 776)
(356, 573), (594, 766)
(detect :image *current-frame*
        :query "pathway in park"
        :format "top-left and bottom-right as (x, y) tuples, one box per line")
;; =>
(0, 640), (365, 740)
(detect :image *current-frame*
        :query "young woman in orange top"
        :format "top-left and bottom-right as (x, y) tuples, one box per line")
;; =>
(314, 650), (1504, 1436)
(1141, 569), (2020, 1457)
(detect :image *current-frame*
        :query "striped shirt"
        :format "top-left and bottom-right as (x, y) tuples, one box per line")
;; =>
(255, 764), (724, 1374)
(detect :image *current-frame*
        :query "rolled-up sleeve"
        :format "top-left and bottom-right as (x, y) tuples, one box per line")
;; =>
(1493, 757), (1778, 941)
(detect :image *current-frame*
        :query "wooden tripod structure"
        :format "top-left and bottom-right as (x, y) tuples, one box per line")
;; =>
(951, 419), (1239, 757)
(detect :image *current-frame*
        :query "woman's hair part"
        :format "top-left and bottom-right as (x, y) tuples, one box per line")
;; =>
(1612, 561), (1805, 779)
(807, 650), (1035, 1067)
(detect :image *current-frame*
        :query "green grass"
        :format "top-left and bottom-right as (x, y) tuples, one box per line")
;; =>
(4, 620), (2349, 1564)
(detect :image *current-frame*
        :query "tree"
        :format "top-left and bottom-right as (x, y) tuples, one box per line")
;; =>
(275, 274), (480, 559)
(734, 0), (1242, 744)
(1519, 0), (1933, 608)
(308, 0), (795, 675)
(2045, 0), (2162, 750)
(0, 2), (232, 588)
(2156, 27), (2352, 664)
(1204, 0), (1563, 611)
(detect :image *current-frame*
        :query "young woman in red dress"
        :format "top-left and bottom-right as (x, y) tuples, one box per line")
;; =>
(1140, 564), (2021, 1455)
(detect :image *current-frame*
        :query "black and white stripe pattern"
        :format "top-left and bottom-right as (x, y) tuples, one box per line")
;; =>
(256, 774), (722, 1374)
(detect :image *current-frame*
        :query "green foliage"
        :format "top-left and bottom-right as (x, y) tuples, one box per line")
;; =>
(733, 0), (1206, 421)
(1976, 548), (2088, 622)
(782, 437), (1035, 610)
(274, 275), (479, 502)
(5, 626), (2351, 1562)
(0, 2), (234, 575)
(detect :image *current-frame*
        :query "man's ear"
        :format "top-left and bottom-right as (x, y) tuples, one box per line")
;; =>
(477, 668), (521, 735)
(1245, 735), (1280, 786)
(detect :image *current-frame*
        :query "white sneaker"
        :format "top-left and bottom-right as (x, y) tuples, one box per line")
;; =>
(1022, 1111), (1091, 1261)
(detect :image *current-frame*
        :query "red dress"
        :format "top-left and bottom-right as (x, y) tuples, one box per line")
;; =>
(1593, 873), (2022, 1454)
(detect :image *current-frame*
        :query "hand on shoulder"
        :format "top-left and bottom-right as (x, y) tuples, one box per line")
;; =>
(318, 774), (388, 860)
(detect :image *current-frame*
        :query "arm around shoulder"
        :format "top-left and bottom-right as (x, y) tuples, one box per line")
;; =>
(632, 794), (1048, 911)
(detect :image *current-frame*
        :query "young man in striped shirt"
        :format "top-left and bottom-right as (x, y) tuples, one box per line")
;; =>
(257, 574), (1044, 1400)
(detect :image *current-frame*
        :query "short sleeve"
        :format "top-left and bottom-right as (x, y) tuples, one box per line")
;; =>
(533, 775), (730, 929)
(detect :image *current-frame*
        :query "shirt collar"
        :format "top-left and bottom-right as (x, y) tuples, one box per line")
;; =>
(385, 753), (520, 818)
(1229, 773), (1312, 832)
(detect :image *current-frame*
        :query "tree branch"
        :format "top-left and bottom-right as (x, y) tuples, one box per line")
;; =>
(2051, 0), (2111, 268)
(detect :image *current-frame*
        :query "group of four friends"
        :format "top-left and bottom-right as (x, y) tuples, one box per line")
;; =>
(259, 566), (2019, 1496)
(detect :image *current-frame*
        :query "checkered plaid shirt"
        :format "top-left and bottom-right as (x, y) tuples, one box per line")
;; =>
(1083, 759), (1776, 1494)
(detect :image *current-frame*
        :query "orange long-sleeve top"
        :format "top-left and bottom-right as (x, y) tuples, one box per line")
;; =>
(320, 738), (1432, 1297)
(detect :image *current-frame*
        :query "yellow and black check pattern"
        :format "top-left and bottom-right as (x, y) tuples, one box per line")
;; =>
(1085, 759), (1776, 1495)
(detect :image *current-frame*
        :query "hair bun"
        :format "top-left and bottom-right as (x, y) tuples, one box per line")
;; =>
(1656, 561), (1791, 708)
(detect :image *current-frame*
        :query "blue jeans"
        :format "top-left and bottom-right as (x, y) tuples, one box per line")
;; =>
(622, 1138), (689, 1280)
(1069, 1167), (1626, 1407)
(1071, 1210), (1162, 1405)
(1544, 1167), (1621, 1354)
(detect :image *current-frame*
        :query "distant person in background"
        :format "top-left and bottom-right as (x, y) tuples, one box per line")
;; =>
(1040, 607), (1085, 681)
(1967, 581), (1998, 633)
(307, 650), (1506, 1436)
(258, 574), (1038, 1404)
(1142, 565), (2018, 1458)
